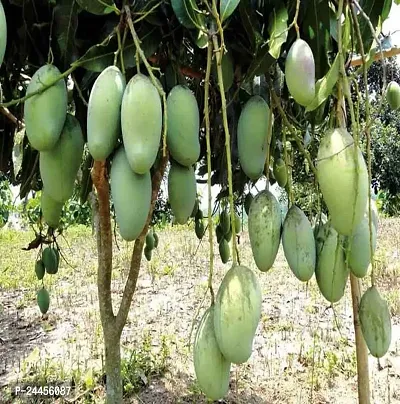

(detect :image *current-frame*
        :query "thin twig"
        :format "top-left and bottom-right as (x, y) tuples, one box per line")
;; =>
(0, 107), (24, 128)
(270, 88), (318, 177)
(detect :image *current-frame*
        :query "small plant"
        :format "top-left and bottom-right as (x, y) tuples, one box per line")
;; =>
(121, 332), (170, 396)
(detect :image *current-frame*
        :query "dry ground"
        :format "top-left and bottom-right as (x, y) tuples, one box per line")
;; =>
(0, 217), (399, 403)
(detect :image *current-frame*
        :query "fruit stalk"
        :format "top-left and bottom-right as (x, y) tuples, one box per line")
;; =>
(270, 88), (318, 177)
(212, 28), (238, 265)
(204, 38), (215, 303)
(264, 104), (274, 188)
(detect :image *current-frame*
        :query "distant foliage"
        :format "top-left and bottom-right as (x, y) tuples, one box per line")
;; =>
(0, 176), (12, 227)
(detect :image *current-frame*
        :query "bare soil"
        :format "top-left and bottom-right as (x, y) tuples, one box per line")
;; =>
(0, 219), (399, 403)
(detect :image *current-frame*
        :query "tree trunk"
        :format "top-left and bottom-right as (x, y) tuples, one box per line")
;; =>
(104, 329), (122, 403)
(350, 274), (371, 404)
(91, 156), (168, 404)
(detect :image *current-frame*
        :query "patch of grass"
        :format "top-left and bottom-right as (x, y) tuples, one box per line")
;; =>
(121, 332), (170, 397)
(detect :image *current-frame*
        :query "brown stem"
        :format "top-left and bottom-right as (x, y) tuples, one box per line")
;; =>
(350, 274), (371, 404)
(91, 161), (115, 326)
(0, 107), (24, 128)
(115, 154), (168, 332)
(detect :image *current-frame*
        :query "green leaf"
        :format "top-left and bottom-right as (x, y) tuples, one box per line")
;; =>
(76, 0), (115, 15)
(171, 0), (199, 29)
(395, 0), (400, 4)
(245, 43), (275, 83)
(358, 0), (388, 52)
(305, 54), (339, 112)
(382, 0), (392, 21)
(220, 0), (241, 22)
(74, 34), (116, 72)
(122, 29), (160, 69)
(54, 0), (79, 69)
(268, 7), (288, 59)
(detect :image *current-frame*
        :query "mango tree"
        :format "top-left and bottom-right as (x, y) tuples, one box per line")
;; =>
(0, 0), (396, 403)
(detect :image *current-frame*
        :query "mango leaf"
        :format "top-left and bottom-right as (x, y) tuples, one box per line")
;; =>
(245, 43), (275, 83)
(358, 0), (388, 53)
(76, 0), (115, 15)
(74, 34), (116, 72)
(171, 0), (199, 29)
(305, 54), (339, 112)
(220, 0), (241, 22)
(268, 6), (288, 59)
(239, 0), (263, 52)
(54, 0), (79, 69)
(395, 0), (400, 4)
(342, 8), (352, 53)
(122, 28), (160, 69)
(382, 0), (392, 21)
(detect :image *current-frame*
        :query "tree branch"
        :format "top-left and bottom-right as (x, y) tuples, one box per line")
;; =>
(0, 107), (24, 128)
(115, 154), (169, 332)
(350, 47), (400, 66)
(91, 161), (115, 329)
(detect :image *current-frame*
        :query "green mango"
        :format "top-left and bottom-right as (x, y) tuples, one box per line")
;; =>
(285, 39), (315, 106)
(215, 225), (224, 243)
(41, 190), (63, 228)
(144, 245), (152, 261)
(121, 74), (162, 174)
(195, 219), (205, 240)
(244, 193), (253, 215)
(153, 232), (159, 248)
(110, 147), (151, 241)
(37, 288), (50, 315)
(24, 65), (67, 151)
(35, 260), (45, 280)
(315, 224), (349, 303)
(40, 114), (84, 203)
(282, 205), (315, 282)
(214, 265), (262, 364)
(42, 247), (59, 275)
(87, 66), (126, 161)
(168, 162), (197, 225)
(359, 286), (392, 358)
(317, 128), (368, 236)
(194, 306), (231, 400)
(219, 239), (230, 264)
(273, 158), (287, 188)
(167, 85), (200, 166)
(146, 228), (155, 250)
(219, 210), (230, 235)
(386, 81), (400, 110)
(348, 215), (377, 278)
(237, 96), (271, 180)
(248, 190), (282, 272)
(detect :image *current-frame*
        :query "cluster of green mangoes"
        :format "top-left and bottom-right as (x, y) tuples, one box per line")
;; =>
(191, 199), (206, 240)
(143, 228), (159, 261)
(22, 64), (84, 229)
(215, 209), (240, 264)
(87, 68), (200, 241)
(193, 37), (392, 400)
(34, 246), (60, 315)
